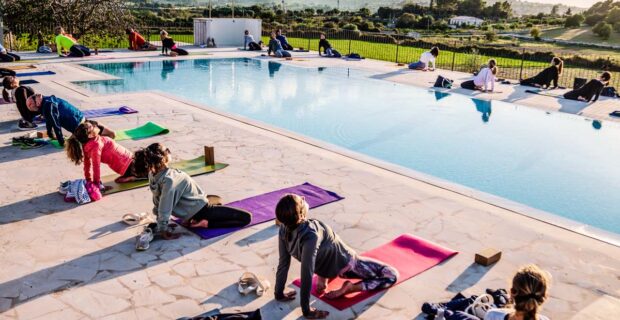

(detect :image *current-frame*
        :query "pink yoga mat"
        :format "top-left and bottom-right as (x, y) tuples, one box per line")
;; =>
(293, 234), (458, 310)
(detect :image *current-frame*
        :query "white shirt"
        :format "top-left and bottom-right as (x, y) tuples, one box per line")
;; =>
(474, 67), (496, 92)
(419, 51), (436, 69)
(484, 309), (550, 320)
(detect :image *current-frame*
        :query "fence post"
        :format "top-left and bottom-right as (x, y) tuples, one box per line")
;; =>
(395, 41), (399, 64)
(451, 41), (457, 71)
(348, 38), (352, 55)
(519, 48), (525, 81)
(307, 36), (310, 51)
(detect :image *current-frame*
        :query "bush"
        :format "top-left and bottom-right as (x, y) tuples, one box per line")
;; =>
(614, 23), (620, 33)
(593, 21), (612, 39)
(530, 26), (541, 40)
(323, 21), (337, 29)
(606, 7), (620, 25)
(585, 13), (606, 26)
(396, 13), (418, 29)
(526, 22), (533, 28)
(564, 14), (585, 28)
(358, 20), (375, 31)
(342, 23), (359, 31)
(485, 30), (497, 41)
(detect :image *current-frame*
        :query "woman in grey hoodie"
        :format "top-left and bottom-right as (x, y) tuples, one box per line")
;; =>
(274, 194), (398, 319)
(135, 143), (252, 251)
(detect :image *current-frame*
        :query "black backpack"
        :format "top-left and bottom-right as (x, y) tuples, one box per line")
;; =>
(601, 86), (618, 97)
(434, 75), (453, 89)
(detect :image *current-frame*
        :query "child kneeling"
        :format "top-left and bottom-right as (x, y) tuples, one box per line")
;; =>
(136, 143), (252, 251)
(274, 194), (398, 319)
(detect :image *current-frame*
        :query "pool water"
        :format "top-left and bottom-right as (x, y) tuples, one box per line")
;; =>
(75, 58), (620, 236)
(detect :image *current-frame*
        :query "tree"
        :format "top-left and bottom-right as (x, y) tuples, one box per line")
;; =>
(551, 4), (559, 16)
(585, 13), (606, 26)
(377, 7), (399, 19)
(396, 13), (418, 28)
(565, 8), (572, 16)
(342, 23), (358, 31)
(564, 14), (585, 28)
(593, 21), (612, 39)
(606, 7), (620, 25)
(485, 30), (497, 41)
(457, 0), (486, 17)
(416, 15), (435, 29)
(530, 26), (541, 40)
(358, 7), (371, 17)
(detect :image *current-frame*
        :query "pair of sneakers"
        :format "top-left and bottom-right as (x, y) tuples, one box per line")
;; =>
(135, 223), (181, 251)
(18, 120), (37, 131)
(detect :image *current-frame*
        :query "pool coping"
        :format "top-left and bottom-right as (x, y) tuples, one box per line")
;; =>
(58, 57), (620, 247)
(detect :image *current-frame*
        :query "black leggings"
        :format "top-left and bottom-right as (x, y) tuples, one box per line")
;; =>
(519, 78), (541, 87)
(0, 52), (20, 62)
(248, 42), (262, 51)
(15, 86), (38, 122)
(190, 204), (252, 228)
(69, 45), (91, 57)
(172, 48), (188, 56)
(460, 80), (477, 90)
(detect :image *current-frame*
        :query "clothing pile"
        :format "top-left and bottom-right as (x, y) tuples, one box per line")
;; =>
(12, 134), (48, 149)
(421, 289), (509, 320)
(58, 179), (103, 205)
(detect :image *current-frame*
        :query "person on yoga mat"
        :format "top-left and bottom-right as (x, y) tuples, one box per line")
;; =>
(563, 71), (611, 103)
(408, 47), (439, 71)
(274, 194), (398, 319)
(2, 76), (38, 130)
(520, 57), (563, 89)
(461, 59), (498, 92)
(318, 33), (341, 58)
(0, 41), (20, 62)
(268, 32), (291, 58)
(160, 30), (188, 56)
(244, 30), (263, 51)
(126, 28), (157, 51)
(276, 29), (294, 51)
(55, 27), (91, 57)
(66, 120), (147, 187)
(25, 94), (115, 146)
(135, 143), (252, 251)
(485, 264), (550, 320)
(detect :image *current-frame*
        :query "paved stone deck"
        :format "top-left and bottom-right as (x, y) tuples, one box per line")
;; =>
(0, 48), (618, 319)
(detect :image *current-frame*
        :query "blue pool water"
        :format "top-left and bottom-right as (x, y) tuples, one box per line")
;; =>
(75, 58), (620, 235)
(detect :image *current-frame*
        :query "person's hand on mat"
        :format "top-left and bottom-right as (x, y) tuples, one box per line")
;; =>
(305, 308), (329, 319)
(275, 290), (296, 301)
(189, 219), (209, 229)
(159, 230), (181, 240)
(316, 277), (328, 295)
(578, 96), (587, 101)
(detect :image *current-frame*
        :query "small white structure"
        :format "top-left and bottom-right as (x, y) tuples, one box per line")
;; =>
(449, 16), (484, 27)
(194, 18), (262, 47)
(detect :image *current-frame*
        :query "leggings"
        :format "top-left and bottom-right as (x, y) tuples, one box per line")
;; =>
(460, 80), (478, 90)
(520, 78), (543, 88)
(275, 50), (291, 58)
(339, 256), (398, 291)
(0, 52), (20, 62)
(172, 48), (189, 55)
(190, 204), (252, 228)
(69, 44), (91, 57)
(248, 42), (262, 51)
(15, 86), (37, 122)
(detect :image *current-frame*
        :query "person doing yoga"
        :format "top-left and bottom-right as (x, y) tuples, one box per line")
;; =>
(66, 120), (146, 187)
(520, 57), (563, 89)
(563, 71), (611, 102)
(244, 30), (263, 51)
(274, 194), (398, 319)
(268, 32), (291, 58)
(461, 59), (498, 92)
(55, 27), (91, 57)
(160, 30), (188, 56)
(2, 76), (38, 130)
(318, 33), (341, 58)
(0, 41), (20, 62)
(408, 47), (439, 71)
(276, 29), (294, 51)
(126, 28), (157, 51)
(485, 264), (550, 320)
(135, 143), (252, 251)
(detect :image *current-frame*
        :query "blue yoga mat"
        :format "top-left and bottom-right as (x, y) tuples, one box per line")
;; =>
(19, 79), (39, 85)
(34, 106), (138, 123)
(16, 71), (56, 77)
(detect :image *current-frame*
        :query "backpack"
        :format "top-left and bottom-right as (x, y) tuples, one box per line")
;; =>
(346, 53), (363, 59)
(434, 75), (453, 89)
(601, 86), (618, 97)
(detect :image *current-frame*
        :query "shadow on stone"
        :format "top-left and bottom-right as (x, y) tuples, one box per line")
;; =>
(0, 144), (62, 165)
(201, 283), (260, 308)
(445, 262), (495, 293)
(234, 224), (278, 247)
(0, 191), (77, 224)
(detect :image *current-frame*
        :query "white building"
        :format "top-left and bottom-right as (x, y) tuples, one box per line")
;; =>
(449, 16), (484, 27)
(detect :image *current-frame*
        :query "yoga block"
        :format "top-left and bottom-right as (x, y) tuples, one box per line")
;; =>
(37, 131), (47, 138)
(573, 77), (587, 89)
(397, 63), (406, 66)
(475, 248), (502, 266)
(204, 146), (215, 166)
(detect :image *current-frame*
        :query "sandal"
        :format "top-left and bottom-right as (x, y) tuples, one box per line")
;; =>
(238, 272), (270, 297)
(122, 212), (149, 225)
(207, 195), (223, 205)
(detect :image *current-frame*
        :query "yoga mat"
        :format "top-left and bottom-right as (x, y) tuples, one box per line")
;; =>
(49, 121), (168, 148)
(19, 79), (39, 85)
(4, 65), (36, 70)
(102, 157), (228, 195)
(525, 89), (564, 98)
(184, 182), (344, 239)
(35, 106), (137, 124)
(293, 234), (458, 310)
(16, 71), (55, 77)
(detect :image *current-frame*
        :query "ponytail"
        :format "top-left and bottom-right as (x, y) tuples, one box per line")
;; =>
(2, 89), (9, 103)
(66, 135), (84, 165)
(510, 264), (549, 320)
(488, 59), (498, 75)
(552, 57), (563, 75)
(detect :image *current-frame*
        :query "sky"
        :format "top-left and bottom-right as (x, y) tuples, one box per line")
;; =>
(526, 0), (595, 8)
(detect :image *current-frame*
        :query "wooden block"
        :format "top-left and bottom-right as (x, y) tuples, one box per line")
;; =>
(475, 248), (502, 266)
(36, 131), (47, 138)
(204, 146), (215, 166)
(397, 63), (406, 66)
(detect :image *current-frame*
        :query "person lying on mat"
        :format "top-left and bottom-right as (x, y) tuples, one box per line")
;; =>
(408, 46), (439, 71)
(268, 32), (292, 58)
(485, 264), (550, 320)
(66, 120), (147, 188)
(160, 30), (188, 56)
(135, 143), (252, 251)
(461, 59), (498, 92)
(276, 29), (294, 51)
(520, 57), (563, 89)
(25, 94), (115, 146)
(318, 33), (341, 58)
(244, 30), (263, 51)
(563, 71), (611, 103)
(126, 28), (157, 51)
(274, 194), (398, 319)
(55, 27), (91, 57)
(0, 41), (20, 63)
(2, 76), (38, 130)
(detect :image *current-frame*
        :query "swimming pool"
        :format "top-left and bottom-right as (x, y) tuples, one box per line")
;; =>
(75, 58), (620, 238)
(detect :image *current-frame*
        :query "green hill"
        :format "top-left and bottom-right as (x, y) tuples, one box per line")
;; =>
(542, 27), (620, 46)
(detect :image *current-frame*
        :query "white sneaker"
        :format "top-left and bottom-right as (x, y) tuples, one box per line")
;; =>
(136, 227), (154, 251)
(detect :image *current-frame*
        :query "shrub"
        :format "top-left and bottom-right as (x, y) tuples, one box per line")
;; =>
(396, 13), (418, 28)
(530, 26), (541, 40)
(342, 23), (359, 31)
(564, 14), (585, 28)
(323, 21), (337, 29)
(485, 30), (497, 41)
(585, 13), (606, 26)
(593, 21), (612, 39)
(606, 7), (620, 25)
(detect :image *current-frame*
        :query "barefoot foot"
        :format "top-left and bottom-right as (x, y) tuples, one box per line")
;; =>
(324, 280), (358, 299)
(189, 219), (209, 228)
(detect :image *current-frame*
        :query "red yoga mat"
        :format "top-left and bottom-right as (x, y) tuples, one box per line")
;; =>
(293, 234), (458, 310)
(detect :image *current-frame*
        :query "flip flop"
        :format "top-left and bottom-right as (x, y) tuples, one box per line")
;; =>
(238, 272), (270, 297)
(122, 212), (149, 225)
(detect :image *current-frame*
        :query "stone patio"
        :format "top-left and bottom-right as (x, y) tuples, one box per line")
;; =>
(0, 48), (618, 320)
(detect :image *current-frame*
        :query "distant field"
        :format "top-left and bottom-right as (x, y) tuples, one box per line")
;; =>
(541, 27), (620, 46)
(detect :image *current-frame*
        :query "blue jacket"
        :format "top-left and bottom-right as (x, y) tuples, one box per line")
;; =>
(276, 35), (290, 47)
(42, 95), (83, 146)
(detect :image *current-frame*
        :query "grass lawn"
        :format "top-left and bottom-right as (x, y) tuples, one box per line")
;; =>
(541, 27), (620, 46)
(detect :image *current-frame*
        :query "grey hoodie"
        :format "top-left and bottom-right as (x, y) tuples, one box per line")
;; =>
(275, 219), (356, 316)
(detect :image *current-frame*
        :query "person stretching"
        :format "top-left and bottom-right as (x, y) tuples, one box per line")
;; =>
(66, 120), (146, 190)
(563, 72), (611, 103)
(126, 28), (157, 51)
(160, 30), (188, 56)
(318, 33), (341, 58)
(55, 27), (91, 57)
(276, 29), (294, 51)
(25, 94), (114, 146)
(135, 143), (252, 251)
(485, 264), (550, 320)
(0, 41), (20, 62)
(274, 194), (398, 319)
(461, 59), (498, 92)
(520, 57), (563, 89)
(268, 32), (291, 58)
(408, 47), (439, 71)
(2, 76), (38, 130)
(244, 30), (262, 51)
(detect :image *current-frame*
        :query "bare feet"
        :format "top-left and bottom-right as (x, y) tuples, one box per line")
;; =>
(275, 290), (296, 301)
(324, 280), (361, 299)
(115, 176), (137, 183)
(305, 308), (329, 319)
(316, 276), (328, 295)
(189, 219), (209, 228)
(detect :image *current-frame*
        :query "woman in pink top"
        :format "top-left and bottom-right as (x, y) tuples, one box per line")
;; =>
(461, 59), (498, 92)
(66, 120), (146, 185)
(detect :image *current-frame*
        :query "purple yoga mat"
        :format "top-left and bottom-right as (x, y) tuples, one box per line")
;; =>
(34, 106), (138, 123)
(185, 182), (344, 239)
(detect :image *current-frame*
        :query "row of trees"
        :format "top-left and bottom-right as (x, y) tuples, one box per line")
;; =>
(562, 0), (620, 40)
(378, 0), (512, 22)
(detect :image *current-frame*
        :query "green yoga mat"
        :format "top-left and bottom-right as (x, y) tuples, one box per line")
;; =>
(102, 156), (228, 195)
(50, 121), (169, 148)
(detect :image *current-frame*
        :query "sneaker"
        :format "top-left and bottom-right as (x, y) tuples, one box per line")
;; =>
(136, 226), (154, 251)
(18, 120), (38, 131)
(58, 181), (71, 195)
